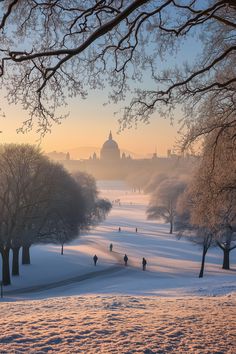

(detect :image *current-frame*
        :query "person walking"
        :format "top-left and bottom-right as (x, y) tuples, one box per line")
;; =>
(93, 254), (98, 266)
(118, 227), (121, 232)
(135, 227), (138, 233)
(109, 243), (113, 252)
(124, 254), (128, 266)
(142, 257), (147, 271)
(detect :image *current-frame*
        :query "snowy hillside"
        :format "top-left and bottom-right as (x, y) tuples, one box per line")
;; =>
(1, 181), (235, 353)
(2, 181), (235, 298)
(1, 294), (235, 353)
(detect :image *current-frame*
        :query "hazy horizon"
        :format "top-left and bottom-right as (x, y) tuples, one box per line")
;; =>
(45, 141), (172, 160)
(0, 89), (180, 157)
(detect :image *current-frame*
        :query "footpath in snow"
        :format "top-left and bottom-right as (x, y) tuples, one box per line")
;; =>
(1, 181), (236, 353)
(1, 181), (236, 299)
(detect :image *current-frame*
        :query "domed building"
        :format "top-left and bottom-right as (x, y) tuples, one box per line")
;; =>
(100, 131), (120, 161)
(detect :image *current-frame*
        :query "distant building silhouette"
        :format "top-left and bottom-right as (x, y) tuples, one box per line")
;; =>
(46, 132), (198, 180)
(100, 131), (120, 161)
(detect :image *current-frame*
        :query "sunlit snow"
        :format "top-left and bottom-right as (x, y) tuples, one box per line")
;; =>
(1, 181), (235, 353)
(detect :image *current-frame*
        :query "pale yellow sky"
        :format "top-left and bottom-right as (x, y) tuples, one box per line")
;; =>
(0, 90), (180, 158)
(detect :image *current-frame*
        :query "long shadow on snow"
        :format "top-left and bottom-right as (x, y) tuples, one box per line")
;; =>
(4, 265), (124, 296)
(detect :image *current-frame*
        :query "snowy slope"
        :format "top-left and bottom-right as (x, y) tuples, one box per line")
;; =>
(1, 181), (236, 299)
(1, 181), (236, 354)
(1, 294), (235, 353)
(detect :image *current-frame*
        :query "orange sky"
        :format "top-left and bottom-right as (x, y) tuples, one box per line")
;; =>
(0, 90), (180, 158)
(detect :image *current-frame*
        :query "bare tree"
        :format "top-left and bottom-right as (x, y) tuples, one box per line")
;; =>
(36, 170), (112, 255)
(181, 63), (236, 156)
(73, 171), (112, 227)
(0, 144), (112, 285)
(0, 145), (76, 283)
(93, 198), (112, 223)
(35, 165), (86, 256)
(0, 1), (235, 133)
(17, 158), (57, 266)
(147, 178), (186, 233)
(180, 125), (236, 270)
(175, 208), (215, 278)
(0, 144), (51, 284)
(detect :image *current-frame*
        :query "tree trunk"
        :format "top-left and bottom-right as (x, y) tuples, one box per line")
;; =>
(222, 248), (230, 270)
(170, 221), (173, 234)
(12, 247), (20, 276)
(199, 247), (207, 278)
(0, 247), (11, 285)
(61, 243), (64, 255)
(22, 245), (31, 265)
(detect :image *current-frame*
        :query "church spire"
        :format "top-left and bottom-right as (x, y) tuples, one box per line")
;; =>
(109, 131), (112, 140)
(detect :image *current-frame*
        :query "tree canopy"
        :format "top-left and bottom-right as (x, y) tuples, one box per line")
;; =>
(176, 126), (236, 272)
(147, 177), (186, 233)
(0, 144), (112, 285)
(0, 0), (235, 134)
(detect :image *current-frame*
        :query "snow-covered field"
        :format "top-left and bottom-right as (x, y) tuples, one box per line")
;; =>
(1, 294), (235, 353)
(1, 181), (236, 353)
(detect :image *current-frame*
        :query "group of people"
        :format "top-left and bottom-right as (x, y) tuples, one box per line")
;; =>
(93, 226), (146, 269)
(93, 246), (147, 271)
(123, 254), (147, 270)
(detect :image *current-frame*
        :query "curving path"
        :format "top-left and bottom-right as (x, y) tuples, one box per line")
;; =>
(4, 241), (130, 296)
(4, 264), (124, 296)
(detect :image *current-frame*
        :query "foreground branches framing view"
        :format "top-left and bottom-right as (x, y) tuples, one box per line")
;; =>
(0, 0), (235, 136)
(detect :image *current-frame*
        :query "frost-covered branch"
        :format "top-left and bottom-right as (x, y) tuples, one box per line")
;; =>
(0, 0), (235, 133)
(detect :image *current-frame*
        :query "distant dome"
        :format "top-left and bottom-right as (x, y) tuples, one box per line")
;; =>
(100, 131), (120, 161)
(102, 138), (119, 150)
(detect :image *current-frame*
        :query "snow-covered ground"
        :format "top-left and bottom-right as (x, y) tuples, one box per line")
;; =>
(1, 181), (235, 353)
(1, 294), (235, 353)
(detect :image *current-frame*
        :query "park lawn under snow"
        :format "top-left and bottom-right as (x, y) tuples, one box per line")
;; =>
(1, 294), (235, 353)
(1, 180), (236, 353)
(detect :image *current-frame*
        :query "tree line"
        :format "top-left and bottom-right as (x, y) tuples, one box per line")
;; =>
(146, 124), (236, 278)
(0, 144), (111, 286)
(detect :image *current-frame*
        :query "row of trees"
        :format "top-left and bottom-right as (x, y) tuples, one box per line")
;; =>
(0, 144), (111, 285)
(177, 125), (236, 277)
(146, 125), (236, 277)
(125, 158), (196, 195)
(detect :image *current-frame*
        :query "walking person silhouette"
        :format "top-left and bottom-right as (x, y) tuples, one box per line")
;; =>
(142, 257), (147, 271)
(124, 254), (128, 266)
(93, 254), (98, 266)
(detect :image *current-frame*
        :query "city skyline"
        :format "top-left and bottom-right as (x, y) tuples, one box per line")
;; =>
(0, 88), (180, 158)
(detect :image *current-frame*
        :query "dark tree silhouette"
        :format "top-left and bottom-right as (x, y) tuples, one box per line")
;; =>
(73, 171), (112, 227)
(0, 144), (51, 284)
(0, 145), (111, 285)
(175, 210), (214, 278)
